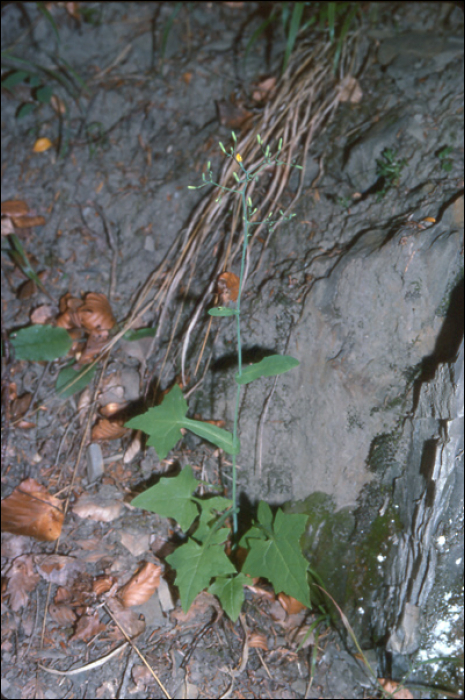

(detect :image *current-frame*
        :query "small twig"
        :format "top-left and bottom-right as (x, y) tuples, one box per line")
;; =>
(103, 603), (171, 699)
(1, 322), (11, 470)
(117, 646), (135, 700)
(38, 643), (128, 676)
(180, 609), (219, 669)
(94, 204), (118, 302)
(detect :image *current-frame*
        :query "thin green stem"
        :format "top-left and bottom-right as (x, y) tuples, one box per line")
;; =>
(199, 139), (299, 537)
(231, 185), (249, 536)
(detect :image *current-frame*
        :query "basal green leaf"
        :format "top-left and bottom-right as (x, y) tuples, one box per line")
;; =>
(17, 102), (36, 119)
(125, 384), (188, 460)
(235, 354), (299, 385)
(123, 327), (157, 341)
(131, 465), (199, 532)
(208, 307), (238, 317)
(2, 70), (30, 89)
(209, 574), (248, 622)
(183, 417), (239, 455)
(56, 363), (96, 398)
(11, 325), (73, 361)
(167, 537), (236, 612)
(241, 506), (310, 607)
(36, 84), (53, 104)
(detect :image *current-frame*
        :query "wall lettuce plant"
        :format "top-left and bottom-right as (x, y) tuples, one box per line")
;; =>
(126, 134), (312, 621)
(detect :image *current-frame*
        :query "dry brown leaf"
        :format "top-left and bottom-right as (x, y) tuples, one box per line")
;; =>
(50, 94), (66, 115)
(77, 330), (110, 365)
(216, 99), (253, 130)
(245, 584), (275, 600)
(77, 292), (116, 332)
(35, 554), (85, 585)
(48, 603), (77, 627)
(59, 292), (82, 314)
(91, 417), (129, 441)
(17, 270), (47, 299)
(72, 493), (124, 523)
(56, 293), (84, 329)
(217, 271), (240, 304)
(123, 434), (142, 464)
(1, 216), (15, 236)
(100, 401), (128, 417)
(248, 633), (268, 650)
(4, 554), (40, 611)
(1, 199), (29, 216)
(10, 214), (47, 229)
(378, 679), (414, 699)
(30, 304), (56, 325)
(278, 593), (307, 615)
(33, 137), (53, 152)
(70, 610), (106, 643)
(337, 75), (363, 103)
(93, 575), (117, 597)
(252, 75), (277, 102)
(292, 624), (315, 649)
(11, 392), (32, 421)
(171, 591), (223, 623)
(1, 478), (64, 541)
(118, 562), (162, 607)
(106, 596), (146, 639)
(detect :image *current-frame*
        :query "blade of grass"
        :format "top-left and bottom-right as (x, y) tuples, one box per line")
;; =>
(244, 12), (277, 67)
(282, 2), (304, 72)
(9, 234), (54, 301)
(160, 2), (183, 65)
(36, 1), (60, 44)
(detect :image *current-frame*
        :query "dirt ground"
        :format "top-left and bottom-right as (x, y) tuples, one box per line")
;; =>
(1, 2), (463, 699)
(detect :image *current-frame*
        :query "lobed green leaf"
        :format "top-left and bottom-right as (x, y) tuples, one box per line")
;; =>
(235, 354), (299, 385)
(131, 465), (199, 532)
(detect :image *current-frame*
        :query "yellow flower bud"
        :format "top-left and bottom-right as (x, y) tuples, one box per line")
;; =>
(236, 153), (242, 162)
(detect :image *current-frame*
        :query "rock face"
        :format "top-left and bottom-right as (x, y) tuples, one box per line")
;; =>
(207, 20), (464, 688)
(385, 338), (464, 669)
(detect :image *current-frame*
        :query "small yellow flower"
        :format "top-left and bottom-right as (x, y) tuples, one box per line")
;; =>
(235, 153), (242, 162)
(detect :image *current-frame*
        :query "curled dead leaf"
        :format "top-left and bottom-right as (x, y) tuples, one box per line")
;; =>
(217, 271), (240, 304)
(91, 418), (129, 441)
(92, 575), (117, 597)
(78, 292), (116, 332)
(56, 293), (84, 329)
(1, 478), (64, 541)
(248, 633), (268, 650)
(278, 593), (307, 615)
(118, 562), (162, 607)
(76, 330), (110, 365)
